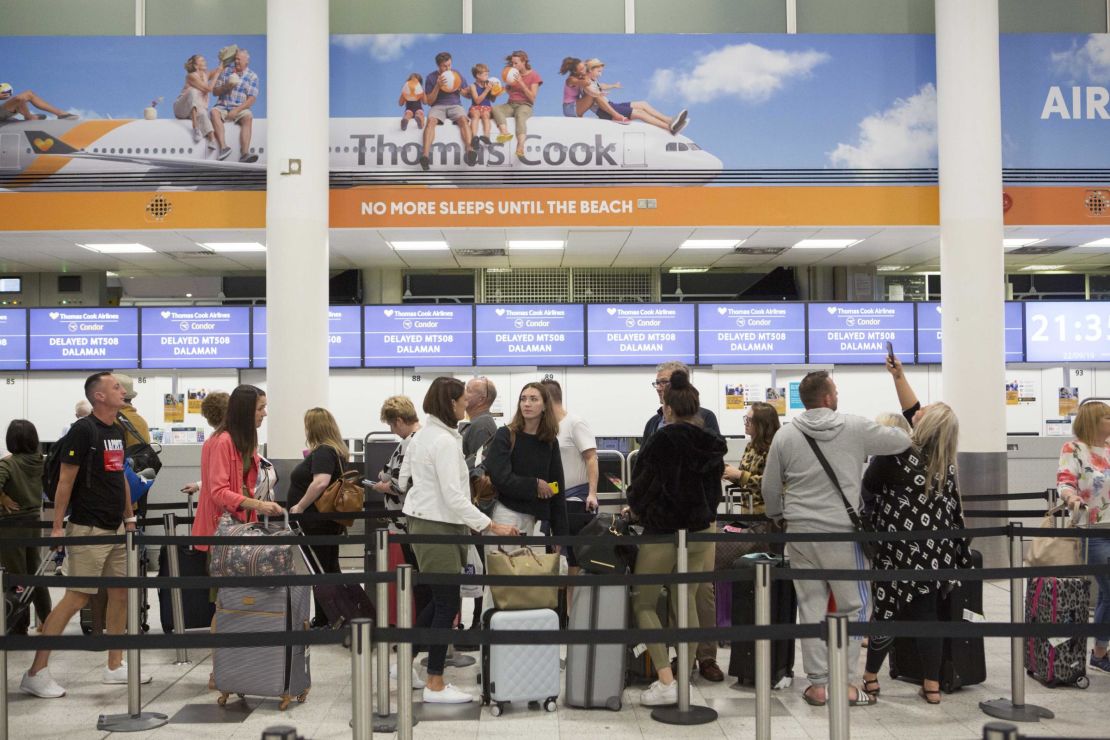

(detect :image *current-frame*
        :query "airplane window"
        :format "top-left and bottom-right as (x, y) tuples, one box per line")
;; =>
(666, 143), (677, 152)
(344, 146), (350, 153)
(259, 148), (264, 154)
(678, 143), (688, 152)
(188, 148), (193, 154)
(690, 143), (700, 150)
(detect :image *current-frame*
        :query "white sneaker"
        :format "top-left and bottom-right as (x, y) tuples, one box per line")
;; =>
(389, 662), (425, 689)
(191, 128), (202, 144)
(422, 683), (473, 704)
(20, 669), (65, 698)
(102, 663), (152, 685)
(640, 679), (678, 706)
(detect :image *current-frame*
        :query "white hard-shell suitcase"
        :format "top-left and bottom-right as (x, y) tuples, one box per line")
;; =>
(479, 608), (560, 716)
(564, 582), (627, 710)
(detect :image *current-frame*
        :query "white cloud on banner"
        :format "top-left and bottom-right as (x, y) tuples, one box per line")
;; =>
(827, 83), (937, 169)
(331, 34), (441, 62)
(1050, 34), (1110, 83)
(650, 43), (829, 104)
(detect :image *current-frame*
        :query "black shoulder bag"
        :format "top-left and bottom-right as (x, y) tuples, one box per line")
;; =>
(800, 433), (880, 562)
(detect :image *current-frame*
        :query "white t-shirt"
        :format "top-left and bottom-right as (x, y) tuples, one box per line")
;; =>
(557, 412), (597, 497)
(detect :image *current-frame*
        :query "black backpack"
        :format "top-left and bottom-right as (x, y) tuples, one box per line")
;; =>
(43, 416), (98, 503)
(116, 412), (162, 476)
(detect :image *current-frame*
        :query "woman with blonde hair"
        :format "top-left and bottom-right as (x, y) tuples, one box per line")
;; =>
(174, 53), (224, 147)
(288, 407), (350, 628)
(1056, 400), (1110, 673)
(859, 399), (970, 705)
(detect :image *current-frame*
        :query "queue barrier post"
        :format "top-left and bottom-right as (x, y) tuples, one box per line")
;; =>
(260, 725), (301, 740)
(982, 721), (1020, 740)
(350, 618), (372, 740)
(162, 513), (190, 665)
(1, 567), (8, 740)
(373, 529), (397, 732)
(825, 615), (850, 740)
(650, 529), (718, 726)
(980, 523), (1054, 723)
(397, 564), (418, 740)
(96, 529), (169, 732)
(754, 560), (771, 740)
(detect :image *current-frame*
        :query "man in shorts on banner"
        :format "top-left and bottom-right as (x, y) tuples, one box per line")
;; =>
(420, 51), (478, 171)
(210, 47), (260, 163)
(20, 372), (149, 699)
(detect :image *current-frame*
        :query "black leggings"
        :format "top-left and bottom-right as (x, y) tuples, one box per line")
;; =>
(865, 588), (942, 682)
(300, 517), (343, 624)
(416, 583), (462, 676)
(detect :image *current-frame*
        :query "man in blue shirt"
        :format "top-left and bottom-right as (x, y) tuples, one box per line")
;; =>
(420, 51), (478, 171)
(210, 48), (260, 163)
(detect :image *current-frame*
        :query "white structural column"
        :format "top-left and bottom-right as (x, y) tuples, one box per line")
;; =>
(935, 0), (1007, 566)
(265, 0), (330, 462)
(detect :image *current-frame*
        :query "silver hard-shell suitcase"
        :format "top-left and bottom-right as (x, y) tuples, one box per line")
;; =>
(480, 608), (560, 716)
(565, 582), (627, 710)
(213, 586), (312, 709)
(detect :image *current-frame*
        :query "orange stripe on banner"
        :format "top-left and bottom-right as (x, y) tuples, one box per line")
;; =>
(1003, 186), (1110, 225)
(329, 186), (941, 228)
(0, 192), (266, 230)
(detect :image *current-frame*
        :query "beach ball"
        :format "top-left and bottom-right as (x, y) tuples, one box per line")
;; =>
(439, 70), (462, 93)
(402, 80), (423, 101)
(488, 79), (504, 96)
(501, 66), (520, 84)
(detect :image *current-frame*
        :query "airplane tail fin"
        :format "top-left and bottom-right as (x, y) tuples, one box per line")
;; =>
(23, 131), (78, 155)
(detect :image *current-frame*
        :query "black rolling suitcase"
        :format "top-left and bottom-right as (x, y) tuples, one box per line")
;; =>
(4, 557), (53, 634)
(728, 553), (795, 688)
(157, 541), (215, 632)
(889, 549), (986, 692)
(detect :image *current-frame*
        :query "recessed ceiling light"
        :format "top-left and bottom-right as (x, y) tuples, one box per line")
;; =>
(793, 239), (862, 249)
(679, 239), (743, 249)
(388, 241), (450, 251)
(875, 265), (906, 272)
(1078, 238), (1110, 247)
(669, 267), (709, 273)
(507, 240), (564, 250)
(185, 293), (193, 298)
(78, 243), (153, 254)
(106, 271), (119, 278)
(200, 242), (267, 252)
(1003, 238), (1044, 248)
(1019, 265), (1064, 271)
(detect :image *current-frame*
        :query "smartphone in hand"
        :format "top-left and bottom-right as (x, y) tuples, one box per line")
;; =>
(885, 341), (896, 363)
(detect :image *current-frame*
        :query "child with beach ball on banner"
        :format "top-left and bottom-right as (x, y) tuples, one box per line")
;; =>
(398, 72), (426, 131)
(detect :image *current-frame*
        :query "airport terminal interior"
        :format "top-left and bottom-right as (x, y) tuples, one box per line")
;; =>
(4, 0), (1110, 738)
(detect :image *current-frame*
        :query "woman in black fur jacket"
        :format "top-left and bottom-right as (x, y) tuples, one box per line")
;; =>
(628, 370), (727, 707)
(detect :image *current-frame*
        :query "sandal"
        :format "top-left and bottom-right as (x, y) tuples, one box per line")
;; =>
(862, 678), (881, 696)
(802, 686), (827, 707)
(919, 688), (941, 705)
(849, 687), (878, 707)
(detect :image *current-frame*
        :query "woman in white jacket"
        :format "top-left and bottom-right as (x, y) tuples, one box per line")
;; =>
(400, 377), (518, 704)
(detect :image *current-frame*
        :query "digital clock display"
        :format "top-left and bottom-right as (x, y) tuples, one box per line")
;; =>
(1025, 302), (1110, 362)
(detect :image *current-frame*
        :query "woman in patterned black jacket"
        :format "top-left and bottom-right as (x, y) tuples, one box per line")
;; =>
(859, 358), (970, 705)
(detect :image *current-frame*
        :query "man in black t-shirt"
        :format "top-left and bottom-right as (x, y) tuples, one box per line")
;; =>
(21, 372), (149, 699)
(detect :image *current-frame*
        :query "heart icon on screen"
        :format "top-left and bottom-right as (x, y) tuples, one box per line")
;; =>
(606, 307), (617, 316)
(826, 306), (838, 315)
(48, 312), (59, 320)
(717, 307), (727, 315)
(383, 309), (394, 317)
(161, 310), (171, 319)
(495, 308), (506, 317)
(935, 305), (942, 313)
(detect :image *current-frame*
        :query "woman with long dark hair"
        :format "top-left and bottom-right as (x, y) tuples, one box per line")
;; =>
(724, 401), (780, 514)
(628, 370), (726, 706)
(0, 419), (50, 632)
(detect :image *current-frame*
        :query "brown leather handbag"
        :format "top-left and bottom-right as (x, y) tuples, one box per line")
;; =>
(316, 469), (364, 528)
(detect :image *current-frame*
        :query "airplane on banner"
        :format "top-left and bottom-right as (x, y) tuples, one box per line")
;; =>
(0, 116), (722, 190)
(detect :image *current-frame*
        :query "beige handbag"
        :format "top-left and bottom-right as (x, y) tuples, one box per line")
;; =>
(486, 547), (560, 610)
(1025, 504), (1084, 567)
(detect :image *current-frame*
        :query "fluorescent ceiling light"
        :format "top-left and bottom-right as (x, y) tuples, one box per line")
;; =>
(78, 243), (153, 254)
(507, 240), (564, 250)
(1019, 265), (1063, 271)
(792, 239), (862, 249)
(1003, 238), (1044, 248)
(669, 267), (709, 273)
(105, 271), (119, 277)
(1078, 238), (1110, 248)
(200, 242), (266, 252)
(875, 265), (905, 272)
(679, 239), (743, 249)
(389, 241), (449, 251)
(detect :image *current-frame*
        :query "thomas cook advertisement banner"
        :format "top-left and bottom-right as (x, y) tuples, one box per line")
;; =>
(0, 33), (1107, 229)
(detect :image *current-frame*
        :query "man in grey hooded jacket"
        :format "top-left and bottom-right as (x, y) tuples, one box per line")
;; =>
(762, 370), (911, 707)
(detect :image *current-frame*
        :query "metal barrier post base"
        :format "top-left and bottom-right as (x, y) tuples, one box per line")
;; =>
(96, 712), (169, 732)
(978, 699), (1054, 723)
(372, 715), (398, 734)
(650, 705), (719, 726)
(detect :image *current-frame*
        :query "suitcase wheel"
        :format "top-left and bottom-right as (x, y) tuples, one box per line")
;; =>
(217, 693), (229, 706)
(140, 622), (150, 634)
(279, 695), (292, 711)
(543, 698), (557, 713)
(605, 697), (621, 712)
(297, 688), (310, 703)
(490, 703), (503, 717)
(80, 624), (92, 635)
(1076, 676), (1090, 689)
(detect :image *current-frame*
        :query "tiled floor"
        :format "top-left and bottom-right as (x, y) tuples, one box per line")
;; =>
(5, 580), (1107, 739)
